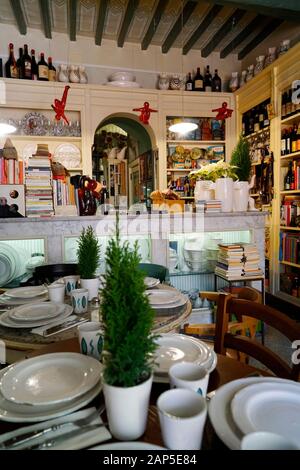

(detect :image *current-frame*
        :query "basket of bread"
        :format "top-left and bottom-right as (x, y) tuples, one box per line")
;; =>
(150, 189), (185, 213)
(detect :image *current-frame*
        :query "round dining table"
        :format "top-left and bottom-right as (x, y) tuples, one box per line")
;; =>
(0, 337), (271, 450)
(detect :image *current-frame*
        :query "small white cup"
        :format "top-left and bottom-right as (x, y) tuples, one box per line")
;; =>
(47, 283), (65, 303)
(77, 321), (103, 360)
(63, 275), (79, 296)
(241, 432), (299, 450)
(168, 362), (209, 397)
(71, 288), (89, 314)
(157, 388), (207, 450)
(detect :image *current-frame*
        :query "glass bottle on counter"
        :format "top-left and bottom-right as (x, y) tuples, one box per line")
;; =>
(31, 49), (38, 80)
(21, 44), (32, 79)
(185, 72), (193, 91)
(193, 67), (204, 91)
(212, 69), (221, 92)
(5, 43), (18, 78)
(204, 65), (212, 92)
(38, 53), (49, 81)
(16, 47), (23, 79)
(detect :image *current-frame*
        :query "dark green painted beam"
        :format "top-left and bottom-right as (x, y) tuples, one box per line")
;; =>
(201, 8), (246, 57)
(9, 0), (27, 35)
(238, 17), (284, 59)
(220, 14), (265, 58)
(204, 0), (300, 22)
(69, 0), (77, 41)
(183, 4), (223, 55)
(162, 0), (198, 54)
(118, 0), (139, 47)
(39, 0), (52, 39)
(141, 0), (168, 51)
(95, 0), (108, 46)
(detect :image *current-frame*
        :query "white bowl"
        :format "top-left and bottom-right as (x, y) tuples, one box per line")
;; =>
(105, 80), (141, 88)
(184, 249), (206, 262)
(241, 432), (299, 450)
(109, 71), (136, 82)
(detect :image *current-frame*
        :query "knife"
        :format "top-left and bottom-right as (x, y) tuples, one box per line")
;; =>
(40, 317), (88, 336)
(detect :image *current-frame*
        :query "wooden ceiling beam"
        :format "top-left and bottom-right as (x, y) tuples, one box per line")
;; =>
(141, 0), (168, 51)
(118, 0), (139, 48)
(238, 17), (284, 59)
(201, 8), (246, 57)
(9, 0), (27, 35)
(162, 0), (198, 54)
(183, 4), (223, 55)
(95, 0), (109, 46)
(220, 14), (265, 58)
(39, 0), (52, 39)
(69, 0), (77, 41)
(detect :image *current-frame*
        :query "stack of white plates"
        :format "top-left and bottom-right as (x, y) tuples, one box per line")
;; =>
(208, 377), (300, 449)
(0, 302), (72, 329)
(153, 333), (217, 382)
(0, 353), (103, 422)
(0, 285), (48, 306)
(144, 277), (160, 289)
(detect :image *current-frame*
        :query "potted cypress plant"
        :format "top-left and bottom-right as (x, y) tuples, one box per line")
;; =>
(100, 214), (157, 441)
(230, 135), (255, 212)
(77, 225), (101, 300)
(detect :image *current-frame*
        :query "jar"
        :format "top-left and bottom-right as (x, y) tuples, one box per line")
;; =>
(229, 72), (239, 92)
(246, 65), (254, 82)
(254, 55), (265, 75)
(240, 70), (247, 87)
(179, 73), (186, 90)
(158, 72), (169, 90)
(278, 39), (290, 56)
(169, 74), (181, 90)
(265, 47), (277, 67)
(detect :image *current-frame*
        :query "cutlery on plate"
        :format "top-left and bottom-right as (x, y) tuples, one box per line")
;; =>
(39, 317), (88, 336)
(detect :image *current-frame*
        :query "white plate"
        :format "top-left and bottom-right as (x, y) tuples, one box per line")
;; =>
(208, 377), (295, 450)
(0, 353), (102, 406)
(54, 144), (81, 168)
(0, 365), (102, 423)
(144, 277), (160, 288)
(153, 334), (215, 374)
(231, 382), (300, 445)
(5, 285), (48, 299)
(105, 80), (141, 88)
(90, 442), (166, 450)
(147, 289), (181, 306)
(151, 296), (187, 310)
(8, 302), (65, 322)
(0, 293), (49, 306)
(0, 304), (72, 328)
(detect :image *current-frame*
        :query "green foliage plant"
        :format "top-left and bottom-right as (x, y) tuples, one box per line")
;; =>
(189, 160), (237, 182)
(101, 214), (157, 387)
(77, 226), (101, 279)
(230, 134), (251, 182)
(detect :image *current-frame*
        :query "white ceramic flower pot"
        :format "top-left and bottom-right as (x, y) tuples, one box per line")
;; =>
(233, 181), (249, 212)
(80, 277), (100, 301)
(213, 177), (233, 212)
(103, 374), (153, 441)
(194, 180), (215, 201)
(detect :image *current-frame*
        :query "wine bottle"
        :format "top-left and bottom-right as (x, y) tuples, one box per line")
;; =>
(281, 130), (287, 156)
(48, 57), (56, 81)
(296, 123), (300, 152)
(212, 69), (221, 92)
(185, 72), (193, 91)
(286, 89), (292, 117)
(254, 106), (260, 132)
(31, 49), (38, 80)
(284, 161), (294, 190)
(286, 127), (292, 155)
(16, 47), (23, 79)
(204, 65), (212, 92)
(38, 53), (49, 81)
(193, 67), (204, 91)
(292, 124), (298, 153)
(5, 43), (18, 79)
(21, 44), (32, 79)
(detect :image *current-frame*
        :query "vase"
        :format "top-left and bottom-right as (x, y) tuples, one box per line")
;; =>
(246, 65), (254, 82)
(194, 180), (215, 202)
(58, 64), (69, 82)
(265, 47), (277, 67)
(212, 177), (233, 212)
(69, 65), (80, 83)
(229, 72), (239, 92)
(254, 56), (265, 76)
(79, 65), (88, 84)
(80, 277), (100, 301)
(158, 73), (169, 90)
(233, 174), (255, 212)
(240, 70), (247, 87)
(170, 74), (181, 90)
(278, 39), (290, 56)
(103, 373), (153, 440)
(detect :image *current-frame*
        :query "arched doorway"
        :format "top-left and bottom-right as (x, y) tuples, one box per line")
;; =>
(92, 114), (157, 209)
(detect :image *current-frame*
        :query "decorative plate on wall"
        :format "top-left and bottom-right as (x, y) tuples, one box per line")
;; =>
(21, 112), (47, 136)
(53, 144), (81, 168)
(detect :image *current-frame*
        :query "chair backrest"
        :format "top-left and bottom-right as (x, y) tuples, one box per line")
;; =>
(138, 263), (169, 283)
(33, 263), (78, 284)
(214, 293), (300, 380)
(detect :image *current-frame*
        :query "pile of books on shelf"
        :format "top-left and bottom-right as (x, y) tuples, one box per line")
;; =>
(280, 195), (300, 227)
(52, 177), (76, 207)
(215, 243), (264, 280)
(25, 147), (54, 217)
(195, 200), (222, 213)
(280, 232), (300, 265)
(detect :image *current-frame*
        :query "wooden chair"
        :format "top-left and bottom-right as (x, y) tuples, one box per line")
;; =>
(214, 293), (300, 381)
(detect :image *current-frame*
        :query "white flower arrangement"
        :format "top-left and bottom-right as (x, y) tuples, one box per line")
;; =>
(189, 160), (237, 182)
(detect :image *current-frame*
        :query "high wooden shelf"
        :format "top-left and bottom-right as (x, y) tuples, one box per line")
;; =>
(280, 151), (300, 160)
(281, 111), (300, 125)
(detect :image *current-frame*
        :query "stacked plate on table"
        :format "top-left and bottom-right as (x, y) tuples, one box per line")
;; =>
(0, 353), (103, 422)
(0, 301), (72, 329)
(208, 377), (300, 449)
(147, 287), (188, 316)
(153, 333), (217, 383)
(144, 277), (160, 289)
(0, 285), (48, 306)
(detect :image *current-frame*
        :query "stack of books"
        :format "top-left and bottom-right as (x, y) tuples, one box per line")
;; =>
(205, 200), (222, 213)
(215, 243), (264, 280)
(52, 177), (76, 207)
(25, 154), (54, 217)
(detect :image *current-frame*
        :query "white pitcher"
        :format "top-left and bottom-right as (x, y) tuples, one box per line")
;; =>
(233, 175), (255, 212)
(194, 180), (215, 202)
(211, 177), (233, 212)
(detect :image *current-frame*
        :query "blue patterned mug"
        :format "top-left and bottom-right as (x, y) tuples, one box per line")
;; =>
(71, 288), (89, 314)
(63, 275), (79, 296)
(77, 321), (103, 360)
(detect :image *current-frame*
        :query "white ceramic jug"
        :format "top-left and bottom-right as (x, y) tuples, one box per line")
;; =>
(69, 65), (80, 83)
(233, 175), (255, 212)
(194, 180), (215, 201)
(79, 66), (88, 84)
(58, 64), (69, 82)
(211, 177), (233, 212)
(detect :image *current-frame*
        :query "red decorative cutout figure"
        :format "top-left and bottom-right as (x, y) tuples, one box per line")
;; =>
(132, 102), (157, 124)
(212, 102), (233, 120)
(51, 85), (70, 125)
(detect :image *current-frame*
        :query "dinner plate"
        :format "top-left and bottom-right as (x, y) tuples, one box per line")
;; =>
(0, 304), (72, 328)
(90, 442), (166, 450)
(0, 293), (49, 306)
(231, 382), (300, 445)
(153, 334), (215, 374)
(9, 302), (65, 322)
(151, 296), (187, 310)
(144, 277), (160, 288)
(147, 289), (181, 306)
(0, 353), (102, 406)
(5, 286), (48, 299)
(208, 377), (294, 450)
(0, 365), (103, 423)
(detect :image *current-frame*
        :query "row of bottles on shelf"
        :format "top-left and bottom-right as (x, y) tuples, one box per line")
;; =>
(281, 271), (300, 298)
(4, 43), (55, 81)
(242, 99), (270, 136)
(169, 176), (195, 198)
(283, 161), (300, 191)
(281, 124), (300, 156)
(281, 84), (300, 120)
(185, 66), (222, 92)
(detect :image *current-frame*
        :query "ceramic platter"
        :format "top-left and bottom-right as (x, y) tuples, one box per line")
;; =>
(9, 302), (64, 322)
(147, 289), (181, 306)
(0, 304), (73, 328)
(53, 144), (81, 168)
(21, 112), (47, 136)
(5, 285), (48, 299)
(105, 80), (141, 88)
(144, 277), (160, 289)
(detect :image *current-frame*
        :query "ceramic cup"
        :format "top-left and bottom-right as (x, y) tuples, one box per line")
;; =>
(71, 288), (89, 314)
(47, 283), (65, 303)
(241, 432), (299, 450)
(77, 321), (103, 360)
(63, 275), (79, 296)
(168, 362), (209, 397)
(157, 388), (207, 450)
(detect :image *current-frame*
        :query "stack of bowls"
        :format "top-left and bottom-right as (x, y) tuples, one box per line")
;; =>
(106, 71), (141, 88)
(183, 240), (207, 272)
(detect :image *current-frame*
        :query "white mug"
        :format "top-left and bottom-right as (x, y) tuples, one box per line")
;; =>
(63, 275), (79, 296)
(47, 283), (65, 303)
(157, 388), (207, 450)
(168, 362), (209, 397)
(71, 288), (89, 314)
(77, 321), (103, 360)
